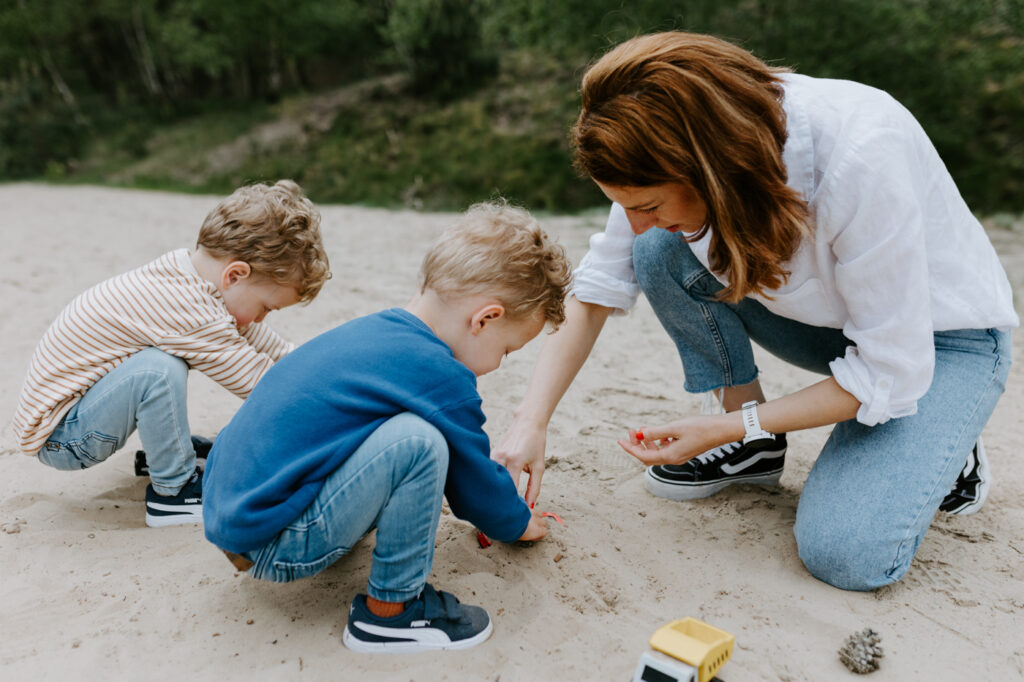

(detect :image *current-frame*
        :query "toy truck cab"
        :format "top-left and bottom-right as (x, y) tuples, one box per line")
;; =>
(630, 617), (734, 682)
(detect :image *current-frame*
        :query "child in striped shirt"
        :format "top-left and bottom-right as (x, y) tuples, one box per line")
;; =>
(12, 180), (331, 527)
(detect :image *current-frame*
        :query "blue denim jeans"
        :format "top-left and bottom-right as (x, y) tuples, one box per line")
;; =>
(37, 347), (196, 495)
(241, 413), (449, 603)
(633, 229), (1012, 590)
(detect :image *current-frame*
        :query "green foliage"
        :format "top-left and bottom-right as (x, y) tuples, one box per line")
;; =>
(385, 0), (498, 100)
(297, 79), (597, 210)
(483, 0), (715, 58)
(0, 0), (1021, 212)
(0, 0), (390, 178)
(127, 64), (603, 212)
(0, 77), (85, 177)
(705, 0), (1024, 211)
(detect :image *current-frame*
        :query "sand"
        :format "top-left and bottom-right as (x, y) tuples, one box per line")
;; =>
(1, 183), (1022, 681)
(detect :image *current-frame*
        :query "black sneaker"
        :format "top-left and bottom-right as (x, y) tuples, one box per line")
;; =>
(940, 439), (989, 515)
(644, 434), (787, 500)
(343, 583), (492, 653)
(144, 467), (203, 527)
(135, 435), (213, 476)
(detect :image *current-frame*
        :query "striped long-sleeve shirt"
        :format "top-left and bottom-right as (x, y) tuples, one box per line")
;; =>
(13, 249), (294, 454)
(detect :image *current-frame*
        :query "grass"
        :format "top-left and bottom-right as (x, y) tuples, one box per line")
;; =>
(61, 55), (605, 213)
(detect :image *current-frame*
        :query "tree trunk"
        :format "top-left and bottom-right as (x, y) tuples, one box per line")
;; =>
(40, 50), (87, 124)
(132, 1), (163, 96)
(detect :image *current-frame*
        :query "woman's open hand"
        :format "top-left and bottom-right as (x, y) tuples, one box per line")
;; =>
(618, 416), (731, 467)
(492, 419), (547, 508)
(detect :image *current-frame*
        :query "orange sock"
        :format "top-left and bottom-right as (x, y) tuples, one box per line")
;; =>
(366, 596), (405, 618)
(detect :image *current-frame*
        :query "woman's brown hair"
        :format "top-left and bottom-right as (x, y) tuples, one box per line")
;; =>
(573, 31), (810, 302)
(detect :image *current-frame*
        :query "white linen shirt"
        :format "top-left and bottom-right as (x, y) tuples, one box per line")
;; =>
(570, 72), (1018, 426)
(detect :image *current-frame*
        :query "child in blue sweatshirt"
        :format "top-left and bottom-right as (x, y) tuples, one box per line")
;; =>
(202, 201), (572, 652)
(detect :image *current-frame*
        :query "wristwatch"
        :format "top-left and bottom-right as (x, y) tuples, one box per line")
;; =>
(741, 400), (775, 446)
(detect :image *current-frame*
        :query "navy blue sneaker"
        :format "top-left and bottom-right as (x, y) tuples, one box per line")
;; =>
(144, 467), (203, 527)
(644, 434), (787, 500)
(940, 439), (989, 515)
(135, 435), (213, 476)
(343, 584), (492, 653)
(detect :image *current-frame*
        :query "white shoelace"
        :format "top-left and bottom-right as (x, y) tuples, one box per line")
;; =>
(694, 440), (741, 464)
(688, 391), (733, 464)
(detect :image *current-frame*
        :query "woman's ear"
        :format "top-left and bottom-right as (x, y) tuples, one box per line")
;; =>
(470, 303), (505, 335)
(221, 261), (252, 289)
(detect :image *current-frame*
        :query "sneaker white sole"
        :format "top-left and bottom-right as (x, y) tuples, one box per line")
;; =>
(145, 502), (203, 528)
(342, 619), (493, 653)
(644, 467), (783, 501)
(945, 438), (990, 516)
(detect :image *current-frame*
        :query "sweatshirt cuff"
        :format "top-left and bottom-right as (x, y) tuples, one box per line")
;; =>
(483, 501), (531, 544)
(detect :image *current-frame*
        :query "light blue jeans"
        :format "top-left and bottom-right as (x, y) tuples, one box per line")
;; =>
(37, 348), (197, 495)
(241, 413), (449, 603)
(634, 229), (1012, 591)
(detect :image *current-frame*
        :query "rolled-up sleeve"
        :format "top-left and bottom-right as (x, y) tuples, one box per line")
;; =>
(823, 128), (935, 426)
(569, 203), (641, 314)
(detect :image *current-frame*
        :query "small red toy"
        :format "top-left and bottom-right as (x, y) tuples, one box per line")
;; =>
(541, 511), (565, 525)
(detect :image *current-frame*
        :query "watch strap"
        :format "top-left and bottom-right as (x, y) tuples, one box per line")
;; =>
(741, 400), (774, 445)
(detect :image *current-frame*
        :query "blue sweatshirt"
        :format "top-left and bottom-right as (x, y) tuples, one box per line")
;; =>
(202, 308), (531, 553)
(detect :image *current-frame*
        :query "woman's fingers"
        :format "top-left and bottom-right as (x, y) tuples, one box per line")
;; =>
(523, 462), (545, 508)
(626, 425), (678, 451)
(492, 423), (549, 500)
(617, 436), (681, 466)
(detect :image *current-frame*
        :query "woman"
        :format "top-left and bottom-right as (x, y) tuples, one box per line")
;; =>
(493, 32), (1017, 590)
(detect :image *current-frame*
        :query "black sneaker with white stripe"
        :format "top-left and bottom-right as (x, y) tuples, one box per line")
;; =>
(144, 467), (203, 527)
(939, 439), (989, 515)
(644, 434), (787, 501)
(343, 583), (492, 653)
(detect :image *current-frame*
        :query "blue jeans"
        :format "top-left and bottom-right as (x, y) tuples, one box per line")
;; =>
(242, 413), (449, 603)
(37, 348), (196, 495)
(634, 229), (1012, 590)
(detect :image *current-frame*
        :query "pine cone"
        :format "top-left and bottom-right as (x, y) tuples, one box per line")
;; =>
(838, 627), (884, 674)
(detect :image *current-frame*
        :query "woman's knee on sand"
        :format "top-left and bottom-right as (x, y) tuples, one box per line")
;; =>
(794, 507), (919, 591)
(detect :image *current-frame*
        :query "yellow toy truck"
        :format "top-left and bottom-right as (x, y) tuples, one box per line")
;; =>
(630, 617), (735, 682)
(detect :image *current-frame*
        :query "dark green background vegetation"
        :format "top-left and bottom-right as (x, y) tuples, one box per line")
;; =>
(1, 0), (1021, 212)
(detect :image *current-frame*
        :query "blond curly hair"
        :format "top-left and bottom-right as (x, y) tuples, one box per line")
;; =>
(420, 200), (572, 328)
(197, 180), (331, 303)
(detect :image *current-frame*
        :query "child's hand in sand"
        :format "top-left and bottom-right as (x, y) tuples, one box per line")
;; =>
(518, 510), (548, 542)
(618, 418), (729, 466)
